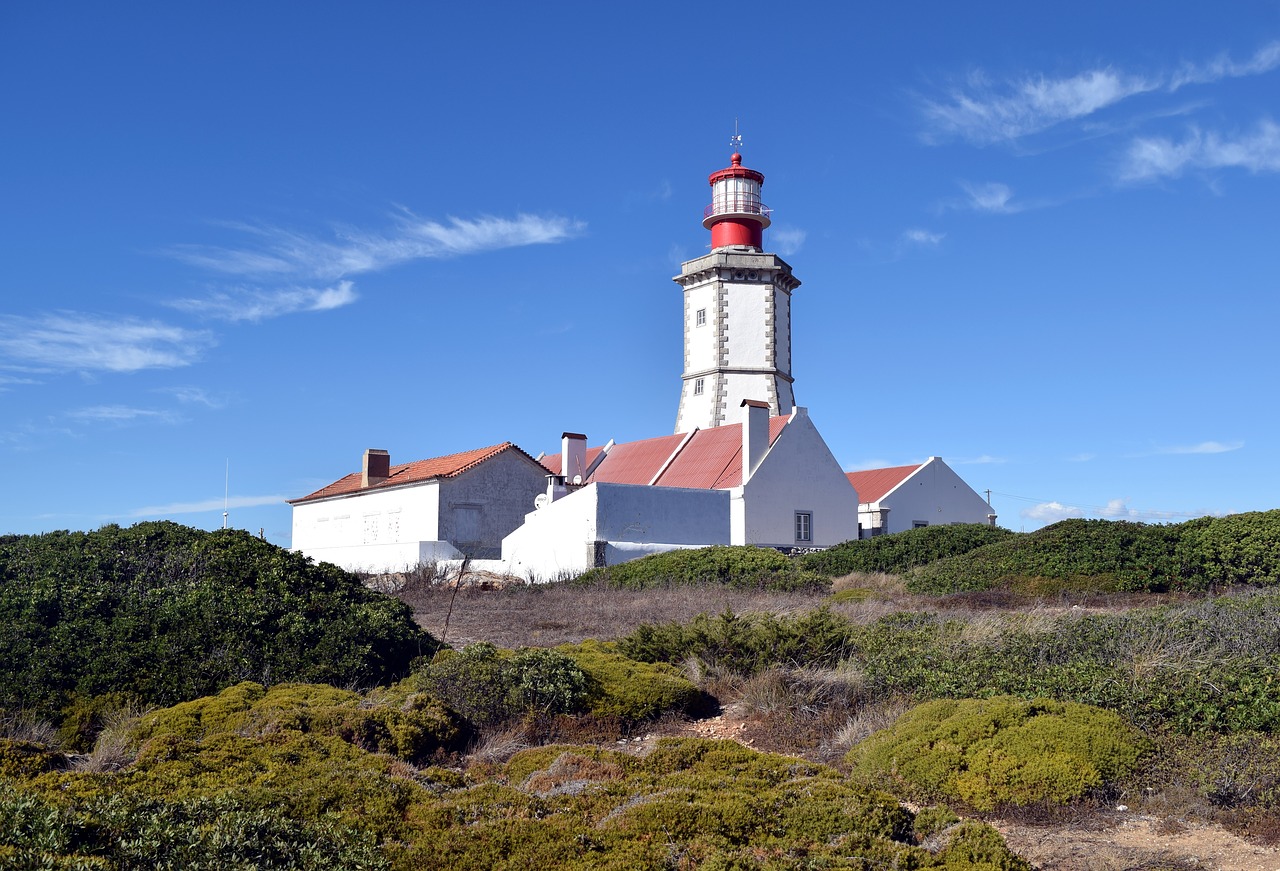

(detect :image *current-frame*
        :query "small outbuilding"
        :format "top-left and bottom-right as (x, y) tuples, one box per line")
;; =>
(846, 456), (996, 538)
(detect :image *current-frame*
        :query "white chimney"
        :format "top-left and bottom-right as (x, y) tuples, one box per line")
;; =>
(561, 432), (587, 485)
(740, 400), (769, 484)
(362, 449), (390, 488)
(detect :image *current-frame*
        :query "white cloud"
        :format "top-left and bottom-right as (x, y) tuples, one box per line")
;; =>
(155, 386), (229, 408)
(1099, 498), (1139, 519)
(959, 181), (1021, 213)
(0, 313), (213, 373)
(169, 281), (359, 323)
(126, 494), (290, 518)
(901, 228), (946, 246)
(954, 455), (1006, 465)
(1067, 452), (1096, 463)
(1120, 120), (1280, 181)
(922, 41), (1280, 146)
(1022, 501), (1084, 522)
(771, 227), (807, 257)
(922, 68), (1155, 144)
(66, 405), (183, 425)
(172, 212), (585, 282)
(1158, 440), (1244, 455)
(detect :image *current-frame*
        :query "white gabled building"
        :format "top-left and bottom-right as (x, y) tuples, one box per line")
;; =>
(846, 457), (997, 538)
(289, 443), (547, 572)
(503, 401), (860, 579)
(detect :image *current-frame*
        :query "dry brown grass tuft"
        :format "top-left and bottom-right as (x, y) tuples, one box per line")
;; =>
(467, 725), (531, 766)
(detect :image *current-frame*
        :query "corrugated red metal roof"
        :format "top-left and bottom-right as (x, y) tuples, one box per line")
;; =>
(290, 442), (536, 503)
(845, 463), (920, 504)
(590, 433), (688, 485)
(656, 415), (787, 489)
(539, 446), (604, 476)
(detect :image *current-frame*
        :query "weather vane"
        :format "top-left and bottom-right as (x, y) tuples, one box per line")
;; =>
(730, 118), (743, 152)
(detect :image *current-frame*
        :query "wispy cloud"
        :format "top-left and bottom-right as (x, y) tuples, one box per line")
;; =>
(1022, 501), (1085, 523)
(921, 41), (1280, 146)
(901, 228), (946, 247)
(155, 386), (230, 409)
(126, 494), (289, 518)
(954, 455), (1006, 465)
(1099, 497), (1139, 519)
(1066, 452), (1096, 463)
(0, 313), (213, 374)
(1120, 120), (1280, 181)
(169, 281), (359, 323)
(771, 227), (807, 257)
(959, 181), (1022, 213)
(172, 212), (585, 282)
(1157, 440), (1244, 455)
(66, 405), (184, 425)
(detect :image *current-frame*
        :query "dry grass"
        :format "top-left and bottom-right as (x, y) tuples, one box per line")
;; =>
(74, 705), (147, 773)
(402, 581), (836, 648)
(1, 711), (57, 746)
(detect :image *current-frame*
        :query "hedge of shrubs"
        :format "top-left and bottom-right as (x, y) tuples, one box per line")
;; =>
(799, 523), (1014, 577)
(0, 522), (438, 723)
(906, 510), (1280, 594)
(572, 545), (829, 591)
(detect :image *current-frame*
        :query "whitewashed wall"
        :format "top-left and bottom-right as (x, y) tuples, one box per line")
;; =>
(291, 480), (452, 572)
(874, 457), (996, 534)
(500, 482), (730, 581)
(731, 408), (860, 548)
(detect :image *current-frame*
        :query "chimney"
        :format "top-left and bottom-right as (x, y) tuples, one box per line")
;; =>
(362, 449), (390, 488)
(741, 400), (769, 484)
(562, 432), (587, 485)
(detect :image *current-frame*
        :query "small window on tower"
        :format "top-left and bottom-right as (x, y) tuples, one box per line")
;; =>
(693, 378), (705, 395)
(696, 308), (707, 327)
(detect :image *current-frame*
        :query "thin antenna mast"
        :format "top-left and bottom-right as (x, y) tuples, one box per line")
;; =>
(730, 117), (743, 151)
(223, 460), (229, 529)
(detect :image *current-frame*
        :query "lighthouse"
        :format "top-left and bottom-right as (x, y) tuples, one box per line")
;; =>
(673, 149), (801, 433)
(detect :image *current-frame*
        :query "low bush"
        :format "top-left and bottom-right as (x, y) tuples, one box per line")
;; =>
(573, 545), (830, 591)
(800, 524), (1014, 577)
(556, 640), (705, 724)
(849, 697), (1150, 811)
(619, 606), (857, 675)
(416, 643), (589, 728)
(130, 681), (470, 764)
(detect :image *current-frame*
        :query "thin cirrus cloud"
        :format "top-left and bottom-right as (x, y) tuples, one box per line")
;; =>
(65, 405), (184, 425)
(168, 281), (359, 323)
(901, 228), (946, 247)
(958, 181), (1022, 214)
(0, 312), (213, 374)
(770, 227), (807, 257)
(125, 494), (290, 518)
(171, 212), (586, 283)
(1119, 120), (1280, 182)
(920, 41), (1280, 145)
(1157, 440), (1244, 455)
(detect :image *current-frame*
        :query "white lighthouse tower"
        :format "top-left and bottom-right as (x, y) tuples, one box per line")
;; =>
(673, 148), (800, 433)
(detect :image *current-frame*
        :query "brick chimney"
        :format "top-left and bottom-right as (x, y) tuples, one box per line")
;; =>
(741, 399), (769, 484)
(362, 449), (390, 488)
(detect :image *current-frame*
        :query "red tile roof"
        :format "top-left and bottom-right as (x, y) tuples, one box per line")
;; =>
(845, 463), (920, 504)
(290, 442), (538, 503)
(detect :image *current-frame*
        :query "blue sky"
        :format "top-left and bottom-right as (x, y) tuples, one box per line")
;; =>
(3, 2), (1278, 544)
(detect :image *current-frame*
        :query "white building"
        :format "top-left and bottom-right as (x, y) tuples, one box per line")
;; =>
(289, 443), (547, 571)
(503, 401), (860, 578)
(846, 457), (997, 538)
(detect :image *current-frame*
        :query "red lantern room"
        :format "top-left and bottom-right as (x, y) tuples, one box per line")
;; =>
(703, 152), (771, 250)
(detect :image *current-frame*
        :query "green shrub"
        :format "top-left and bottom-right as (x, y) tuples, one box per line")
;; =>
(130, 681), (469, 764)
(573, 545), (830, 591)
(417, 643), (588, 727)
(801, 524), (1014, 576)
(849, 697), (1150, 811)
(1179, 511), (1280, 588)
(556, 640), (704, 723)
(0, 522), (439, 723)
(620, 606), (856, 675)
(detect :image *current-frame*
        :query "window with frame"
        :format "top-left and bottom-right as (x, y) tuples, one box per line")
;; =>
(695, 308), (707, 327)
(795, 511), (812, 543)
(693, 378), (705, 395)
(912, 520), (929, 529)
